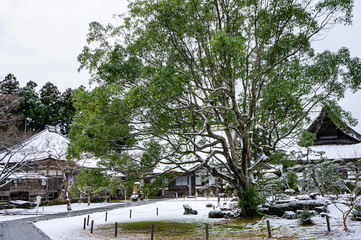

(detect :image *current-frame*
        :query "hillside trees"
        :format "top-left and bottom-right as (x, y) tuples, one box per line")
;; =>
(15, 80), (76, 134)
(0, 75), (36, 186)
(70, 0), (361, 216)
(0, 74), (30, 146)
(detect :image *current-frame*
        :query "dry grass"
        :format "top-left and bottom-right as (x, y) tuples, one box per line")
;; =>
(84, 219), (300, 240)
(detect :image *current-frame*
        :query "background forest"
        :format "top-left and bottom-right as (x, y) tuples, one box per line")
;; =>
(0, 73), (76, 149)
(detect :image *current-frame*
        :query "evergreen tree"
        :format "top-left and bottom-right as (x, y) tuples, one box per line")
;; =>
(57, 88), (76, 134)
(0, 74), (20, 131)
(40, 82), (60, 106)
(40, 82), (61, 127)
(25, 80), (38, 90)
(19, 84), (46, 131)
(0, 74), (20, 95)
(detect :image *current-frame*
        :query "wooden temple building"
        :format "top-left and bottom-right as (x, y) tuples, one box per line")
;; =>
(290, 108), (361, 181)
(0, 126), (96, 203)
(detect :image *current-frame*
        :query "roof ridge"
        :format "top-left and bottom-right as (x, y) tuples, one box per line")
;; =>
(307, 108), (361, 143)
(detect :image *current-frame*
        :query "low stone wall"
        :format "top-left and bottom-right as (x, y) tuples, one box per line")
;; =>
(261, 200), (328, 217)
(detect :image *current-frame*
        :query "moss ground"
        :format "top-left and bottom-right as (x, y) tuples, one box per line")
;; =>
(90, 218), (298, 239)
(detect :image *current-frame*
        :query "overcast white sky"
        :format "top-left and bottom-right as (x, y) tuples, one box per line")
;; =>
(1, 0), (361, 132)
(0, 0), (127, 91)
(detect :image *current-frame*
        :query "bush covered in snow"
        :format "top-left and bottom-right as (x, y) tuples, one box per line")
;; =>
(352, 206), (361, 221)
(299, 208), (313, 225)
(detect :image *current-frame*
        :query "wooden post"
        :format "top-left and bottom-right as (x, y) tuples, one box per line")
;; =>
(205, 223), (209, 240)
(105, 212), (108, 222)
(115, 222), (118, 237)
(266, 220), (272, 238)
(188, 175), (192, 196)
(90, 220), (94, 234)
(83, 218), (86, 230)
(130, 209), (132, 218)
(87, 215), (90, 226)
(326, 215), (331, 232)
(151, 224), (154, 240)
(156, 207), (158, 216)
(162, 178), (165, 196)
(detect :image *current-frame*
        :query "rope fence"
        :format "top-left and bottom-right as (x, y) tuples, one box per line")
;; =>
(82, 206), (187, 237)
(84, 206), (186, 220)
(83, 211), (293, 239)
(83, 203), (279, 238)
(84, 219), (213, 239)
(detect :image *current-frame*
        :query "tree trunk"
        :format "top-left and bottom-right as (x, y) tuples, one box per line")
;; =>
(66, 191), (72, 211)
(61, 171), (72, 211)
(311, 168), (325, 197)
(233, 171), (260, 217)
(343, 214), (349, 231)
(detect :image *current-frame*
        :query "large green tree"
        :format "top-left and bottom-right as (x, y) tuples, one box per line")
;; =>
(70, 0), (361, 216)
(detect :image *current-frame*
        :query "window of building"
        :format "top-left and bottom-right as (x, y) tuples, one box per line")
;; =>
(175, 176), (188, 186)
(195, 176), (201, 185)
(41, 179), (47, 186)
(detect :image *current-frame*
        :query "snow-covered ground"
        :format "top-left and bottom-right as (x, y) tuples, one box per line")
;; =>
(0, 201), (124, 222)
(3, 197), (361, 239)
(261, 204), (361, 240)
(35, 198), (224, 240)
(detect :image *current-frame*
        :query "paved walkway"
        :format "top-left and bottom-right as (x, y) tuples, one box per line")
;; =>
(0, 221), (51, 240)
(0, 199), (163, 240)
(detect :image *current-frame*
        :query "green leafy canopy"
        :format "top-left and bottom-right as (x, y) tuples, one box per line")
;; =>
(70, 0), (361, 216)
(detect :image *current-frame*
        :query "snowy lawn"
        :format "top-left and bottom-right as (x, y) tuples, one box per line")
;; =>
(35, 198), (226, 239)
(28, 197), (361, 239)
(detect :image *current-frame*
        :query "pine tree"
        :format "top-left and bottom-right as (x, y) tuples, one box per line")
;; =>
(0, 74), (20, 95)
(39, 82), (61, 127)
(19, 84), (46, 131)
(58, 88), (75, 134)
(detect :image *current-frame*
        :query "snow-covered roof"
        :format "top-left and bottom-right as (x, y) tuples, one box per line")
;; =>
(290, 143), (361, 161)
(287, 107), (361, 161)
(311, 143), (361, 160)
(152, 162), (197, 174)
(308, 108), (361, 143)
(0, 127), (101, 168)
(0, 128), (69, 163)
(8, 172), (48, 180)
(106, 170), (126, 177)
(305, 109), (323, 129)
(76, 157), (101, 169)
